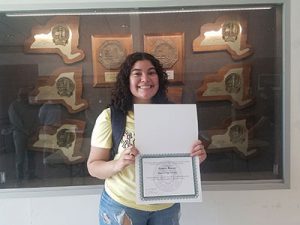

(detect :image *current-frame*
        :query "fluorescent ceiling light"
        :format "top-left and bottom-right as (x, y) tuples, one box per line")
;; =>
(6, 6), (272, 17)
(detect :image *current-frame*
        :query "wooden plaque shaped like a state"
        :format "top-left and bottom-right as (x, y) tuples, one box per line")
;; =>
(29, 67), (88, 113)
(144, 33), (184, 84)
(196, 64), (254, 109)
(24, 16), (85, 64)
(200, 118), (259, 158)
(91, 35), (133, 87)
(29, 119), (86, 164)
(193, 16), (253, 60)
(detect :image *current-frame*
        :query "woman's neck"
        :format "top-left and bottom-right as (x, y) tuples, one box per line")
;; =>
(133, 98), (152, 104)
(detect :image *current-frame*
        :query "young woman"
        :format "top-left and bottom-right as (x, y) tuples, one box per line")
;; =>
(87, 52), (207, 225)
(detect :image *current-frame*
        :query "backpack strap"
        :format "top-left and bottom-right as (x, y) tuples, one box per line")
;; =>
(110, 106), (126, 160)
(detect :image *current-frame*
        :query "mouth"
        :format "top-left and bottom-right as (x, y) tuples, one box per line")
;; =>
(138, 85), (154, 89)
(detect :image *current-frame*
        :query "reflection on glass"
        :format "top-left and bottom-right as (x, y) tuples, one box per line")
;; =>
(0, 5), (283, 189)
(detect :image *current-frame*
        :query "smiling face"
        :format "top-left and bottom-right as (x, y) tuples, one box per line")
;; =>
(129, 60), (159, 104)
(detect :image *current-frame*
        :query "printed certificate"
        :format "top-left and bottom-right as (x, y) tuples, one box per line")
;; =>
(136, 153), (202, 204)
(134, 104), (202, 204)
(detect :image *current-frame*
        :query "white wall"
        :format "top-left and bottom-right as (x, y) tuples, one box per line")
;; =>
(1, 1), (300, 225)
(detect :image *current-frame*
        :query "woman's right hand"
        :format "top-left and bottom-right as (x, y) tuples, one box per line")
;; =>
(113, 146), (139, 173)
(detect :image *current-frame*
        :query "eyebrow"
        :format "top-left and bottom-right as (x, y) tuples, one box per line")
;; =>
(130, 67), (156, 72)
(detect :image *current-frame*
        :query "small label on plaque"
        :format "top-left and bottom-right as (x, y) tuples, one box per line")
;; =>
(166, 70), (174, 80)
(104, 72), (118, 82)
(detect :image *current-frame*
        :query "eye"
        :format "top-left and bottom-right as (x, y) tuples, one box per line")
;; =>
(148, 70), (157, 76)
(131, 71), (142, 77)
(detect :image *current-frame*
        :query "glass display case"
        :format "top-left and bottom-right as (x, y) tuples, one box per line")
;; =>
(0, 2), (289, 193)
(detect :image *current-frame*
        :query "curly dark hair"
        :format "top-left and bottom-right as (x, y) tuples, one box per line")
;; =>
(110, 52), (169, 112)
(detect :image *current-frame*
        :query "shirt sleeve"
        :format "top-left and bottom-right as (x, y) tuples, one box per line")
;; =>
(90, 108), (112, 149)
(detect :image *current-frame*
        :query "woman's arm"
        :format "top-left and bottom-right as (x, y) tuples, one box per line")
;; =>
(87, 145), (138, 179)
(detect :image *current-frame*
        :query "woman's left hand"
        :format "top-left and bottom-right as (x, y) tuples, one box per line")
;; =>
(190, 140), (207, 164)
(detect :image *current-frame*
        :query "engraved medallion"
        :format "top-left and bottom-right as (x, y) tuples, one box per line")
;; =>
(229, 125), (245, 144)
(225, 73), (241, 94)
(52, 24), (70, 46)
(222, 21), (240, 42)
(151, 40), (178, 69)
(56, 77), (75, 97)
(56, 128), (75, 148)
(98, 40), (127, 69)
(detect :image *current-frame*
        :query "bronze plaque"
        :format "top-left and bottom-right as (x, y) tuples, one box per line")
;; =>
(24, 16), (85, 64)
(144, 33), (184, 84)
(193, 16), (253, 60)
(29, 67), (88, 113)
(196, 64), (254, 109)
(91, 35), (133, 87)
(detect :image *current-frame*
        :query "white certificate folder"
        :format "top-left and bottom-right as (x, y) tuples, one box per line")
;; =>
(134, 104), (202, 204)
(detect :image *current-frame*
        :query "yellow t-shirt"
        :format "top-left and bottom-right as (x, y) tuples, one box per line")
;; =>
(91, 108), (173, 211)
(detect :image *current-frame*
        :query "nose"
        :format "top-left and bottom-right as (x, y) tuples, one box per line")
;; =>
(141, 72), (150, 82)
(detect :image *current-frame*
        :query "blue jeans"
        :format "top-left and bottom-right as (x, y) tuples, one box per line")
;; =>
(99, 190), (181, 225)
